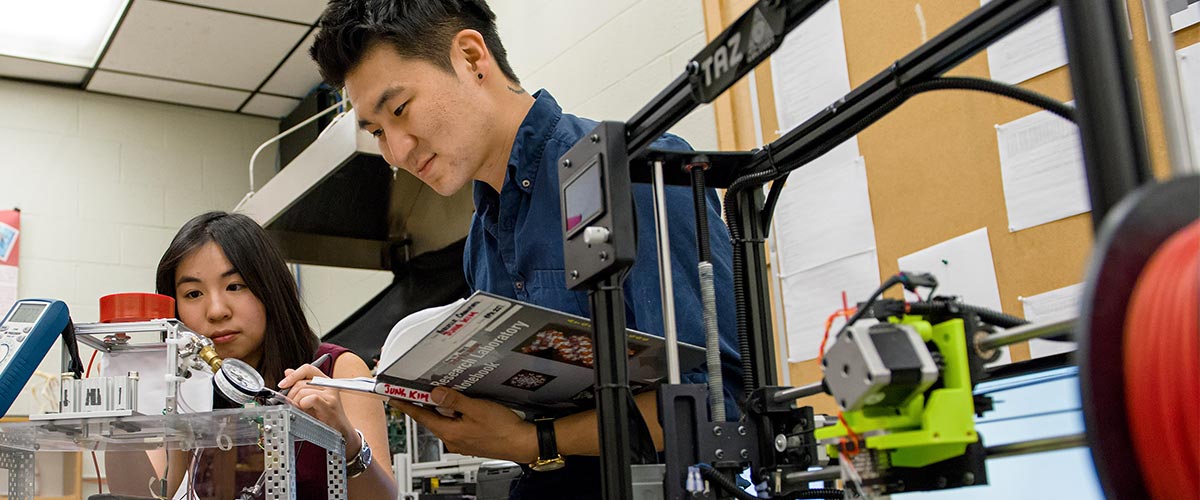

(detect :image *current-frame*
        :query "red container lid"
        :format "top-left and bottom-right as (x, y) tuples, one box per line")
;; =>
(99, 293), (176, 323)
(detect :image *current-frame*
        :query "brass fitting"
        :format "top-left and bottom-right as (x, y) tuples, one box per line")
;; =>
(197, 345), (224, 372)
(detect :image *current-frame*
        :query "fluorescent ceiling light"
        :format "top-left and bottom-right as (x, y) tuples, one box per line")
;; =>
(0, 0), (129, 67)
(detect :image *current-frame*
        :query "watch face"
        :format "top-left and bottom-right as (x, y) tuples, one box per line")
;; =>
(359, 434), (372, 464)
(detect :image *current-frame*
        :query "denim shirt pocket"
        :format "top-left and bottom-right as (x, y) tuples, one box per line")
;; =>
(526, 269), (590, 317)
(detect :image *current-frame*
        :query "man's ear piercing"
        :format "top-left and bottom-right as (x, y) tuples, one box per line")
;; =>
(477, 73), (483, 79)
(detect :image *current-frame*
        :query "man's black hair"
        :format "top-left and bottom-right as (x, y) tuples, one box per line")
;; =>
(311, 0), (520, 87)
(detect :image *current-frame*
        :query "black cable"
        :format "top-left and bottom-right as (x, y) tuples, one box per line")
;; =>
(839, 275), (905, 329)
(732, 240), (754, 394)
(906, 301), (1028, 329)
(691, 166), (712, 263)
(723, 169), (779, 396)
(698, 465), (758, 500)
(61, 320), (84, 379)
(785, 489), (847, 499)
(909, 76), (1075, 122)
(697, 465), (844, 500)
(761, 173), (790, 236)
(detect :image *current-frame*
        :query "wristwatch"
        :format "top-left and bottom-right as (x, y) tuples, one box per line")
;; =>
(528, 418), (566, 472)
(346, 429), (373, 478)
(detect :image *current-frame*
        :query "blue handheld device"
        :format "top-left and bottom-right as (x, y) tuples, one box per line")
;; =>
(0, 299), (70, 416)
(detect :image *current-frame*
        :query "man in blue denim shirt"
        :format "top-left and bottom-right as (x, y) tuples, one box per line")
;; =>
(313, 1), (741, 498)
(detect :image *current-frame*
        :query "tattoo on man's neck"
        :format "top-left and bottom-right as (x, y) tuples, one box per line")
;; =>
(507, 85), (527, 95)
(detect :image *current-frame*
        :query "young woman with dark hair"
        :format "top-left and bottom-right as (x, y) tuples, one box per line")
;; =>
(157, 211), (395, 500)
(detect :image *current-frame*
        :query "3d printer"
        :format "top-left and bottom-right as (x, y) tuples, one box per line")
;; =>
(557, 0), (1197, 499)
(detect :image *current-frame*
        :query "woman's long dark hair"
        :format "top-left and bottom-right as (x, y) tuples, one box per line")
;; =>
(156, 211), (318, 388)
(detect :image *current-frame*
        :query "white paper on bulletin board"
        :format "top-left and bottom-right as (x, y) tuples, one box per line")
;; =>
(1020, 283), (1082, 358)
(983, 0), (1068, 84)
(773, 155), (878, 275)
(767, 0), (863, 264)
(771, 0), (855, 137)
(1171, 0), (1200, 32)
(898, 228), (1011, 365)
(995, 106), (1090, 231)
(1179, 43), (1200, 165)
(783, 250), (882, 362)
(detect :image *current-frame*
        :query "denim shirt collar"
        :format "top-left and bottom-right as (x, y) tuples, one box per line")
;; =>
(472, 90), (563, 220)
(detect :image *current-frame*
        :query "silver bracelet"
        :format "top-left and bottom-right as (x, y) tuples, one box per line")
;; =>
(345, 428), (373, 478)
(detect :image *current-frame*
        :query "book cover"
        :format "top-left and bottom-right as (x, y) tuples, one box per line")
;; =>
(372, 291), (705, 415)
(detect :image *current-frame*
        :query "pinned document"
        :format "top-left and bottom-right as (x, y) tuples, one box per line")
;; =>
(771, 0), (854, 137)
(1171, 0), (1200, 31)
(1020, 284), (1082, 358)
(782, 250), (882, 362)
(996, 107), (1090, 232)
(1179, 43), (1200, 165)
(983, 1), (1067, 84)
(773, 156), (877, 275)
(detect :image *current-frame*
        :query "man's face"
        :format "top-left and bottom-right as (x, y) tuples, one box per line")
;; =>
(345, 43), (494, 196)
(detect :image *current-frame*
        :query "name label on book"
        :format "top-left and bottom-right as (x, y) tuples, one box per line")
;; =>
(382, 384), (432, 404)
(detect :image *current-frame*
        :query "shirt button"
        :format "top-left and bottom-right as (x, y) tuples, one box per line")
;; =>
(515, 281), (525, 290)
(521, 179), (531, 188)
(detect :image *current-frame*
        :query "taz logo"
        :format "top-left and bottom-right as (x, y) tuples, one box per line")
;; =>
(698, 32), (744, 87)
(696, 7), (774, 89)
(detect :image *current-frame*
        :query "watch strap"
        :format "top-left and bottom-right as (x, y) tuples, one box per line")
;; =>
(535, 418), (558, 460)
(529, 418), (565, 472)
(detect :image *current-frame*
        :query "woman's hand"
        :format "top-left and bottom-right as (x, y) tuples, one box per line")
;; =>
(278, 364), (361, 455)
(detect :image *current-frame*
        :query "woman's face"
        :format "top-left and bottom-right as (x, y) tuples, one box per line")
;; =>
(173, 241), (267, 367)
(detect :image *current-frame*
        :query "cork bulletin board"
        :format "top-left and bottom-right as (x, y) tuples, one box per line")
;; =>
(702, 0), (1197, 413)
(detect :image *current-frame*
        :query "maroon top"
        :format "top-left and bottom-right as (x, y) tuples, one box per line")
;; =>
(294, 342), (353, 499)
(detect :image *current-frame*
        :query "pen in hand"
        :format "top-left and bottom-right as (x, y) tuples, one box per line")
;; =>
(279, 352), (332, 396)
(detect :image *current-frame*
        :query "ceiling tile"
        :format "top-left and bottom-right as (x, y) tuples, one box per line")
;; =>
(261, 30), (323, 98)
(0, 55), (87, 84)
(87, 70), (248, 111)
(242, 93), (301, 118)
(171, 0), (327, 25)
(99, 0), (309, 90)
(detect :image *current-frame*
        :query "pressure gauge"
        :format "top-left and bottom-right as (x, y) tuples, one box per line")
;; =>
(213, 358), (265, 405)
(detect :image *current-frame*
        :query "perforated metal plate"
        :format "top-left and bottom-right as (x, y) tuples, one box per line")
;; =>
(262, 411), (296, 499)
(0, 447), (35, 500)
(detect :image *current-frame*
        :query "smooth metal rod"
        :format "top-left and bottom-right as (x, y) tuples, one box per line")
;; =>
(1143, 0), (1198, 176)
(783, 466), (841, 485)
(772, 381), (825, 403)
(651, 160), (681, 384)
(979, 318), (1075, 351)
(985, 433), (1087, 459)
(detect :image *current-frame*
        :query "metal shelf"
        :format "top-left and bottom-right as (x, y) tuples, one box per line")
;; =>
(0, 406), (347, 500)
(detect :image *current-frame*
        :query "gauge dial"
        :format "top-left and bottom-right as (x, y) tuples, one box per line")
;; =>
(213, 358), (264, 404)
